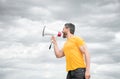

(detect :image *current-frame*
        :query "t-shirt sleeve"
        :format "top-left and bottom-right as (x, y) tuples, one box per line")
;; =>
(76, 37), (85, 47)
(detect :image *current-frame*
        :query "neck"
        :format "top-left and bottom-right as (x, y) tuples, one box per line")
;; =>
(67, 33), (74, 39)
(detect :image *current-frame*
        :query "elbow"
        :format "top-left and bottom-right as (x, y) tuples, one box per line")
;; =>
(55, 53), (63, 58)
(82, 50), (88, 54)
(56, 55), (61, 58)
(55, 51), (62, 58)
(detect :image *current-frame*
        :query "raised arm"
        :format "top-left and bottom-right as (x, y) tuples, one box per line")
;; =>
(51, 36), (64, 58)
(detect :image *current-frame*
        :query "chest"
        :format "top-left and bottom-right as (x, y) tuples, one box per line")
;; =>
(64, 39), (77, 50)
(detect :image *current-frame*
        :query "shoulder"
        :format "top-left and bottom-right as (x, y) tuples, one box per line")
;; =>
(74, 36), (84, 41)
(74, 36), (86, 46)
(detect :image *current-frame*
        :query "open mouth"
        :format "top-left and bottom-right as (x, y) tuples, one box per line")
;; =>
(62, 32), (67, 38)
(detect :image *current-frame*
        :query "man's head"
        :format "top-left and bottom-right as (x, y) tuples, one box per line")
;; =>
(62, 23), (75, 38)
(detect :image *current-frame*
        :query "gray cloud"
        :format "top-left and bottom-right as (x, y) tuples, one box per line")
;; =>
(0, 0), (120, 79)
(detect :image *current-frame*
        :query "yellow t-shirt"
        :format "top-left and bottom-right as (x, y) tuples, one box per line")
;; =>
(63, 36), (86, 71)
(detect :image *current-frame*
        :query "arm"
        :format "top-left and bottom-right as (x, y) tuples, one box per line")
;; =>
(80, 45), (90, 79)
(51, 36), (65, 58)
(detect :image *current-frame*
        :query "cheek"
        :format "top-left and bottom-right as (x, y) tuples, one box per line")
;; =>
(62, 30), (66, 33)
(64, 29), (67, 32)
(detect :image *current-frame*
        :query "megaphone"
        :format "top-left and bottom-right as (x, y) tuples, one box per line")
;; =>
(42, 26), (62, 37)
(42, 26), (62, 50)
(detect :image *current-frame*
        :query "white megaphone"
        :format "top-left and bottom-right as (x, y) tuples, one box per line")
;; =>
(42, 26), (62, 49)
(42, 26), (62, 37)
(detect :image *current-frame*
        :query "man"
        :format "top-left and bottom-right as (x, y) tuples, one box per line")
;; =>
(51, 23), (90, 79)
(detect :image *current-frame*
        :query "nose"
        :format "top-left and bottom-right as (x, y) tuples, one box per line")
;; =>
(62, 30), (64, 33)
(62, 28), (64, 33)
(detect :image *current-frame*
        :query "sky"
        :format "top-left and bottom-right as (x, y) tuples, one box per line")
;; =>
(0, 0), (120, 79)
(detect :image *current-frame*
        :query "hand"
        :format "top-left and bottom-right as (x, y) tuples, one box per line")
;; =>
(51, 36), (57, 45)
(85, 71), (90, 79)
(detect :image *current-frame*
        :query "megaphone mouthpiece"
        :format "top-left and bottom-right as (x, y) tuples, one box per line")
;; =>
(57, 32), (62, 37)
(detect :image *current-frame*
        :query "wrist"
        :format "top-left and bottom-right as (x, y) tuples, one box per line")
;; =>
(53, 43), (57, 46)
(86, 68), (90, 72)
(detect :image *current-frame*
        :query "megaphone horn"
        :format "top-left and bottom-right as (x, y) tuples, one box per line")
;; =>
(42, 26), (62, 37)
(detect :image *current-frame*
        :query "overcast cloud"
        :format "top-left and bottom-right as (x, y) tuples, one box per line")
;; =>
(0, 0), (120, 79)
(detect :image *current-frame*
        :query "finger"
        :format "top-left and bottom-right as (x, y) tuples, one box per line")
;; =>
(51, 39), (54, 43)
(51, 36), (55, 40)
(52, 36), (55, 39)
(53, 36), (56, 41)
(85, 77), (89, 79)
(51, 36), (53, 39)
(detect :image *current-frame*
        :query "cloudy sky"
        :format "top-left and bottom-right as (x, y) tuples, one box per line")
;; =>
(0, 0), (120, 79)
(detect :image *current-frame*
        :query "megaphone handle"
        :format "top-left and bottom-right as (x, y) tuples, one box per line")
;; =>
(49, 42), (52, 50)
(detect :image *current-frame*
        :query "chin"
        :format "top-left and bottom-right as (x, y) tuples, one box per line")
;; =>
(63, 37), (66, 38)
(63, 35), (67, 38)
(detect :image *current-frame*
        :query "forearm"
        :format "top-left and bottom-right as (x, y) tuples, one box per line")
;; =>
(80, 45), (90, 78)
(53, 43), (60, 57)
(85, 51), (90, 72)
(51, 36), (64, 58)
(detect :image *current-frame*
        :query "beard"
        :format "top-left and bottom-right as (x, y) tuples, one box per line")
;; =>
(62, 32), (67, 38)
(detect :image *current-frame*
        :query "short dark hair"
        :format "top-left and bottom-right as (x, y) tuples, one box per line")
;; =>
(65, 23), (75, 34)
